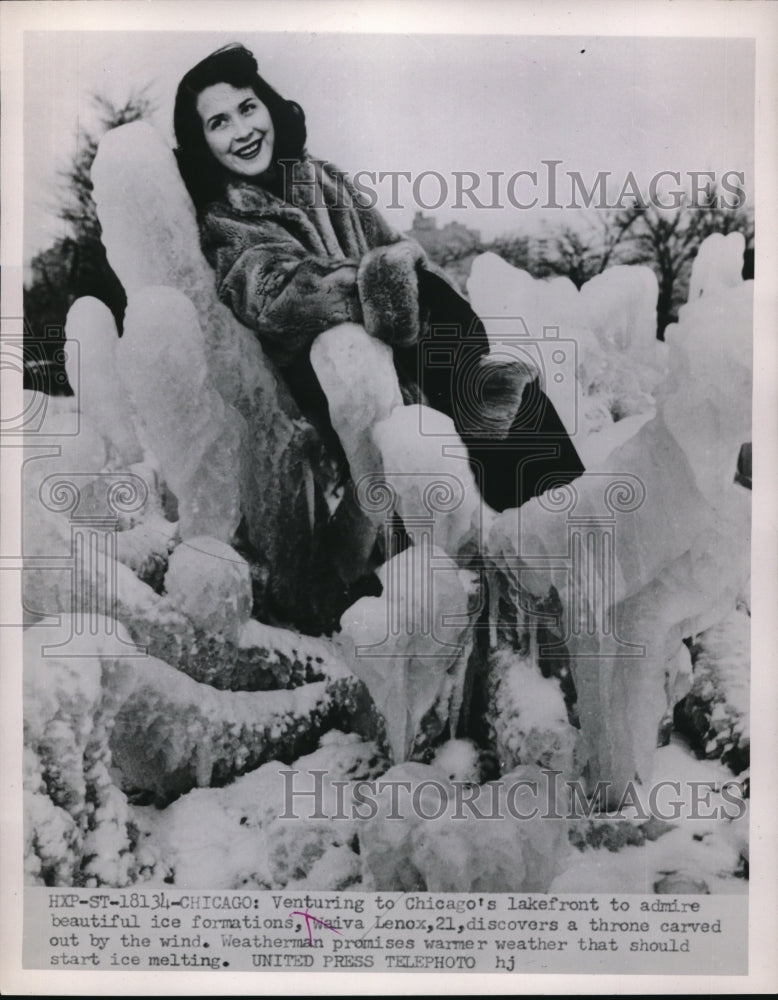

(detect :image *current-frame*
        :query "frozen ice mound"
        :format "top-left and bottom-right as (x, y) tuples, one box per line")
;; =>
(467, 252), (665, 445)
(163, 536), (252, 645)
(688, 231), (745, 300)
(64, 296), (143, 466)
(130, 732), (386, 889)
(372, 404), (487, 557)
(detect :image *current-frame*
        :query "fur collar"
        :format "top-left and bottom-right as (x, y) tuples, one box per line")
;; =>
(222, 157), (370, 260)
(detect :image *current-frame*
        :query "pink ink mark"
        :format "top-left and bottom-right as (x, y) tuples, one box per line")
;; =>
(290, 909), (343, 944)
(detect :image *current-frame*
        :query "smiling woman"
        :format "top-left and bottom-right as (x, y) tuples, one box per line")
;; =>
(197, 84), (275, 178)
(173, 42), (584, 516)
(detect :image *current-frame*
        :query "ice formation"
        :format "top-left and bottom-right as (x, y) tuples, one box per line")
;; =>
(487, 238), (751, 803)
(309, 323), (403, 579)
(372, 404), (486, 558)
(338, 546), (474, 762)
(120, 286), (244, 542)
(688, 231), (746, 300)
(64, 297), (143, 466)
(22, 117), (751, 893)
(469, 253), (667, 450)
(92, 122), (327, 624)
(163, 536), (252, 644)
(579, 264), (660, 359)
(310, 323), (403, 496)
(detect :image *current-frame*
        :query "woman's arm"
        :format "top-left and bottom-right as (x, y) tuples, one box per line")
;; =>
(201, 207), (364, 367)
(202, 191), (440, 364)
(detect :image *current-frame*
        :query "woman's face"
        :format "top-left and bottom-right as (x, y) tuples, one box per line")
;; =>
(196, 82), (275, 178)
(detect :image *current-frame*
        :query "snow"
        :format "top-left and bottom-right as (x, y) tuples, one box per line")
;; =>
(131, 732), (383, 889)
(359, 762), (571, 892)
(489, 647), (579, 774)
(552, 738), (747, 895)
(112, 510), (178, 584)
(23, 619), (137, 885)
(112, 656), (336, 801)
(433, 739), (482, 783)
(675, 608), (750, 772)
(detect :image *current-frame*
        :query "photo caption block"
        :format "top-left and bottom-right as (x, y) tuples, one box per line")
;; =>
(24, 888), (747, 974)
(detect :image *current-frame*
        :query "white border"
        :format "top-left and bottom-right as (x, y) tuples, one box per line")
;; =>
(2, 1), (776, 994)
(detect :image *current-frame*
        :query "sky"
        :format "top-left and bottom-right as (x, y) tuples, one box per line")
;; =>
(23, 30), (755, 266)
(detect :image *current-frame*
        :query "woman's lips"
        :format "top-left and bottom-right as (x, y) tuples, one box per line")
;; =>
(234, 138), (262, 159)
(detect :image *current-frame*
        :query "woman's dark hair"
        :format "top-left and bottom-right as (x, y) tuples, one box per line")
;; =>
(174, 43), (307, 208)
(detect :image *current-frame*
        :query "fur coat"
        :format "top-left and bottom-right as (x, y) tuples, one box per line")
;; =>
(199, 156), (584, 511)
(200, 157), (435, 368)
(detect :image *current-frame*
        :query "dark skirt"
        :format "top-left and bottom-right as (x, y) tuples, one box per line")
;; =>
(392, 269), (584, 512)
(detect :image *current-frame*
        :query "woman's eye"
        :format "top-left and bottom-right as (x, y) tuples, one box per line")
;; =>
(241, 103), (257, 114)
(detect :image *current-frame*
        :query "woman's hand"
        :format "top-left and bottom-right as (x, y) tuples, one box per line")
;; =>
(356, 240), (427, 348)
(202, 206), (364, 367)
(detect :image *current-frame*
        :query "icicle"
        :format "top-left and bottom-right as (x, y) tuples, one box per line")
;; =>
(488, 572), (500, 650)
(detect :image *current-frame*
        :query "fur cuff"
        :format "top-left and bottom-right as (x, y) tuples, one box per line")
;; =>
(462, 355), (539, 439)
(356, 241), (426, 347)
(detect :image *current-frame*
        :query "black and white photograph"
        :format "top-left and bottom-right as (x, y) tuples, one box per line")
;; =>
(2, 0), (776, 993)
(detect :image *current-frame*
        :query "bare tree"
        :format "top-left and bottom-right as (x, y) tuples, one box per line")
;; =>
(620, 185), (754, 337)
(533, 206), (642, 288)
